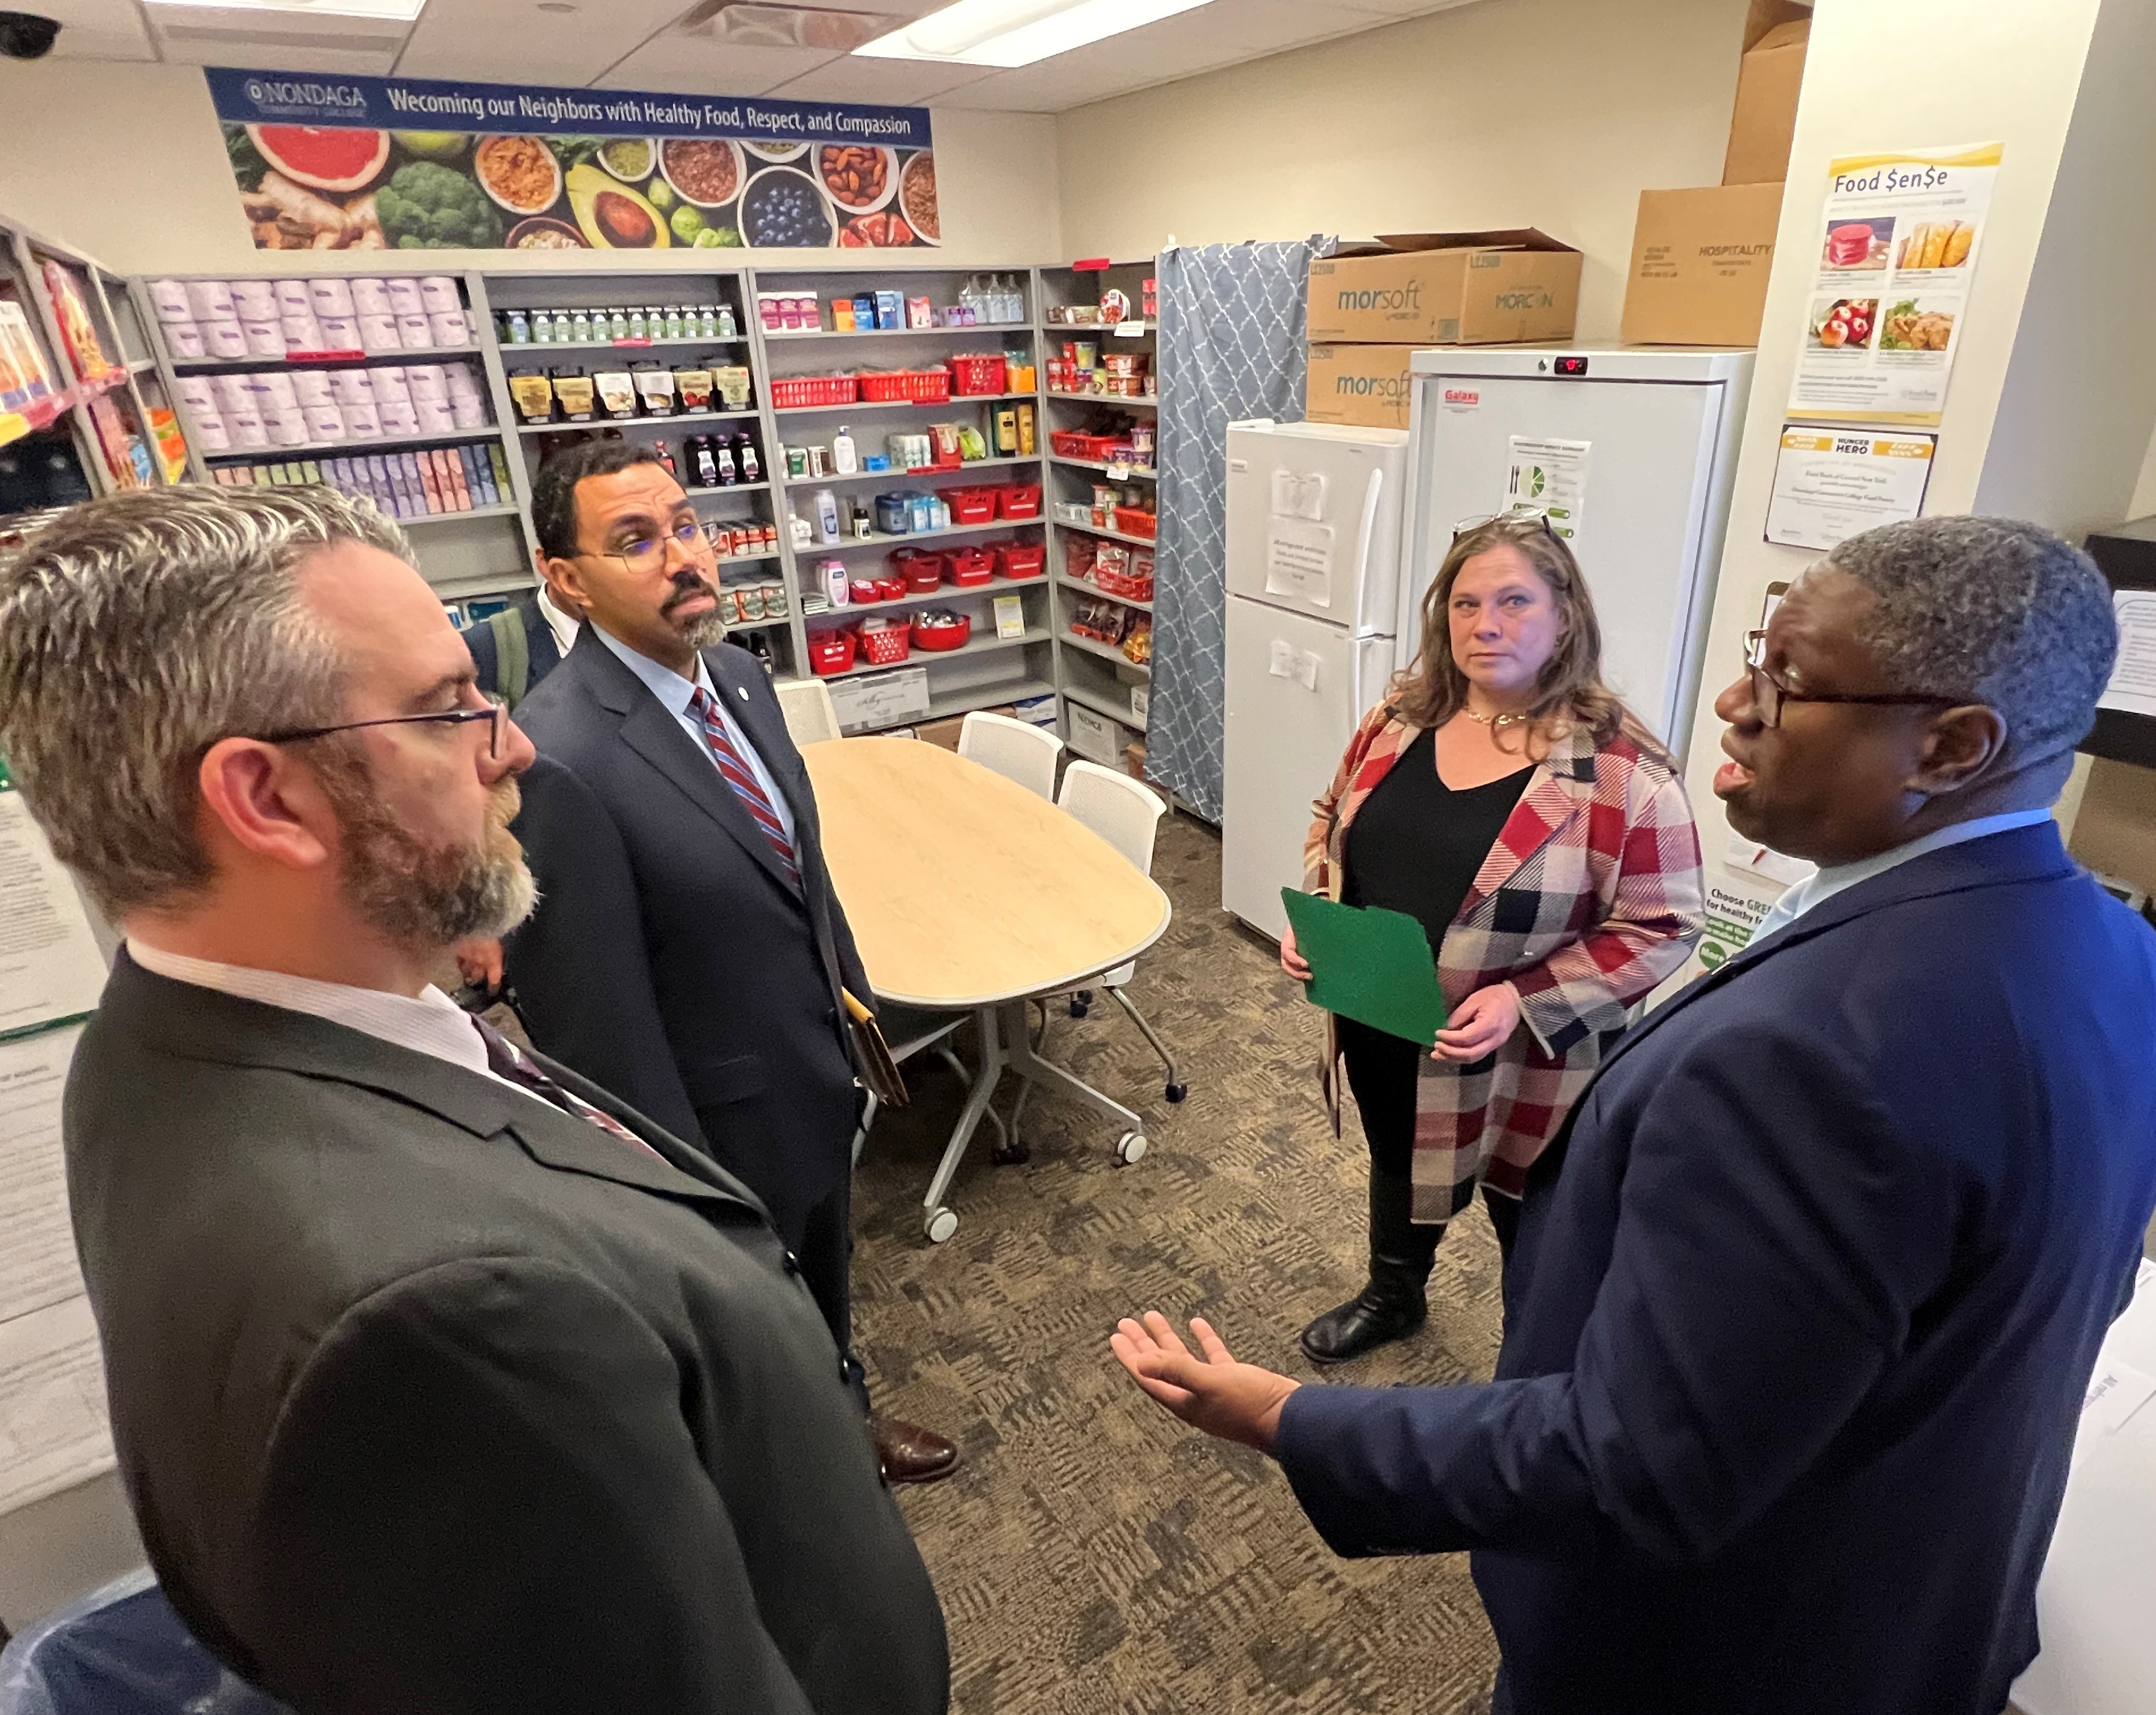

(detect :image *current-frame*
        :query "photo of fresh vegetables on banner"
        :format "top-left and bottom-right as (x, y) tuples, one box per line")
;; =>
(209, 68), (937, 252)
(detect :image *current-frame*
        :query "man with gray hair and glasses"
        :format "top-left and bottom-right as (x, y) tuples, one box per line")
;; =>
(1111, 516), (2156, 1715)
(0, 485), (948, 1715)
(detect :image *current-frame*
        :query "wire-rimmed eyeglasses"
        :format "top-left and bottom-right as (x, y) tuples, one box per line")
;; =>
(257, 696), (511, 760)
(1742, 630), (1963, 729)
(593, 516), (712, 577)
(1452, 508), (1558, 546)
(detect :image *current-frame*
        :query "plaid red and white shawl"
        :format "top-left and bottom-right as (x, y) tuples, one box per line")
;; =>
(1303, 704), (1705, 1222)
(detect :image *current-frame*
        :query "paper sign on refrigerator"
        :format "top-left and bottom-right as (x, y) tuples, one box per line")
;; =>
(1266, 518), (1335, 606)
(1504, 437), (1589, 537)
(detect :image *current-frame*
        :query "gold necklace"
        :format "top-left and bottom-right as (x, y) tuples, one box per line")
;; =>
(1462, 705), (1529, 731)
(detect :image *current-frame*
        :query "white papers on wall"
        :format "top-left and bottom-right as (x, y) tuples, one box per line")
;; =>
(0, 1025), (112, 1514)
(2098, 591), (2156, 719)
(0, 789), (105, 1038)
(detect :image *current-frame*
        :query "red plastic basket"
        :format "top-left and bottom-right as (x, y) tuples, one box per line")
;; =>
(997, 482), (1042, 519)
(806, 630), (856, 675)
(897, 550), (946, 592)
(995, 540), (1045, 580)
(1095, 567), (1153, 601)
(949, 353), (1008, 397)
(1049, 429), (1091, 458)
(911, 611), (973, 652)
(944, 486), (999, 525)
(857, 371), (914, 402)
(772, 374), (858, 409)
(1112, 505), (1157, 540)
(859, 618), (911, 664)
(947, 545), (994, 580)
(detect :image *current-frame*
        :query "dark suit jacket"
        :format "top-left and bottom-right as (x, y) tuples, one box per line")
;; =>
(66, 953), (947, 1715)
(463, 594), (564, 709)
(504, 628), (869, 1244)
(1277, 822), (2156, 1715)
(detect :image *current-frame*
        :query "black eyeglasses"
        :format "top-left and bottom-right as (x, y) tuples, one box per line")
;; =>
(1743, 631), (1963, 729)
(593, 516), (709, 577)
(257, 697), (510, 759)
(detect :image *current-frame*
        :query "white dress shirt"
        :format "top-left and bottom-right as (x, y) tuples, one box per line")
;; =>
(125, 937), (546, 1106)
(534, 585), (581, 659)
(1751, 807), (2057, 943)
(591, 623), (796, 845)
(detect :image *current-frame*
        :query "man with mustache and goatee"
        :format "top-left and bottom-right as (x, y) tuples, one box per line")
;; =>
(500, 440), (959, 1487)
(0, 485), (948, 1715)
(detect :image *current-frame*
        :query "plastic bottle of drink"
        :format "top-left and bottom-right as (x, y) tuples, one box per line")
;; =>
(734, 432), (761, 483)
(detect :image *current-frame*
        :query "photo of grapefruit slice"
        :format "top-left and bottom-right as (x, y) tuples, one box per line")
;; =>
(246, 125), (392, 193)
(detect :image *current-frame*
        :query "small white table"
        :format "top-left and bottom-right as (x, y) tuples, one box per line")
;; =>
(804, 737), (1171, 1243)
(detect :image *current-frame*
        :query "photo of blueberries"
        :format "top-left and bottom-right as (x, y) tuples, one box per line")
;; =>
(741, 168), (836, 248)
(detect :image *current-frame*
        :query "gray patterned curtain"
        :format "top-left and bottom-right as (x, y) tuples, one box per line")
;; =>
(1151, 237), (1333, 822)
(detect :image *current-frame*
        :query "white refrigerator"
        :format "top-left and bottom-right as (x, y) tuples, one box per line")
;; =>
(1220, 418), (1411, 941)
(1399, 347), (1755, 758)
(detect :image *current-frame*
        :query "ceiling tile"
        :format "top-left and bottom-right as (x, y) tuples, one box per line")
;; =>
(594, 40), (839, 96)
(393, 0), (688, 84)
(767, 56), (992, 105)
(151, 36), (403, 74)
(41, 0), (155, 61)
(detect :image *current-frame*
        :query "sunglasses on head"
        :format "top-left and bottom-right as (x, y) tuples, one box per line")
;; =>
(1452, 508), (1558, 546)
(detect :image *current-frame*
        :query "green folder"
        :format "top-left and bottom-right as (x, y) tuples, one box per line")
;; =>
(1280, 888), (1449, 1047)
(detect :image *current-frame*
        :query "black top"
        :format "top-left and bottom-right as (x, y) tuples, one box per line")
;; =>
(1342, 726), (1532, 955)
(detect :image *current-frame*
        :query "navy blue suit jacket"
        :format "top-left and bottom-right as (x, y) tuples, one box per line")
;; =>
(1277, 822), (2156, 1715)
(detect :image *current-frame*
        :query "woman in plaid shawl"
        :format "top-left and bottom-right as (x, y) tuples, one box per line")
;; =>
(1291, 513), (1704, 1364)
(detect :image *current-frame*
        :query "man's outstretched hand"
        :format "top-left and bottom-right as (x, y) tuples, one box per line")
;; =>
(1110, 1312), (1301, 1456)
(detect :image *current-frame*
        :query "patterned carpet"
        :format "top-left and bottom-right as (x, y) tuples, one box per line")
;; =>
(851, 814), (1505, 1714)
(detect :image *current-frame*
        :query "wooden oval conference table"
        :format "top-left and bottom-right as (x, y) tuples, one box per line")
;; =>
(803, 736), (1172, 1243)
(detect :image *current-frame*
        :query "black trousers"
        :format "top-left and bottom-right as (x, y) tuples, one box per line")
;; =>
(1337, 1014), (1520, 1262)
(790, 1173), (870, 1414)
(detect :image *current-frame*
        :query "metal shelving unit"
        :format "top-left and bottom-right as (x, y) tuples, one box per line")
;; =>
(1038, 258), (1158, 770)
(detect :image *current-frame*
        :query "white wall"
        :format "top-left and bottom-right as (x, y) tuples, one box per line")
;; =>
(0, 58), (1061, 274)
(1671, 0), (2156, 893)
(1054, 0), (1756, 340)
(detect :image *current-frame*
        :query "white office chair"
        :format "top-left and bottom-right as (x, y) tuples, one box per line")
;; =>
(851, 1004), (1009, 1193)
(957, 709), (1063, 800)
(776, 677), (842, 747)
(1007, 762), (1182, 1154)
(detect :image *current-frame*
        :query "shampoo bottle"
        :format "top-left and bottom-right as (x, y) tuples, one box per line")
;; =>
(831, 424), (858, 475)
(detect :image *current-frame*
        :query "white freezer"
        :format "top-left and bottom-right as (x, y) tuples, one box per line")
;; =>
(1400, 348), (1753, 760)
(1224, 419), (1410, 636)
(1220, 598), (1397, 943)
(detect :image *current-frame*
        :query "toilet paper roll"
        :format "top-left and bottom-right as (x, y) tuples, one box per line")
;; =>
(148, 280), (192, 322)
(443, 360), (483, 399)
(204, 321), (250, 360)
(253, 370), (299, 408)
(412, 398), (457, 434)
(229, 280), (278, 320)
(418, 276), (461, 314)
(185, 405), (231, 451)
(315, 315), (360, 349)
(357, 314), (403, 353)
(308, 278), (356, 319)
(173, 375), (218, 409)
(384, 278), (425, 316)
(349, 278), (392, 317)
(273, 278), (314, 314)
(328, 369), (377, 405)
(213, 373), (256, 412)
(340, 399), (382, 439)
(375, 398), (421, 437)
(227, 411), (268, 449)
(280, 313), (325, 351)
(449, 395), (489, 430)
(302, 403), (347, 441)
(395, 313), (434, 350)
(428, 309), (471, 347)
(291, 371), (336, 405)
(185, 280), (235, 322)
(164, 322), (206, 359)
(261, 404), (310, 447)
(404, 364), (447, 401)
(240, 322), (286, 358)
(369, 365), (412, 403)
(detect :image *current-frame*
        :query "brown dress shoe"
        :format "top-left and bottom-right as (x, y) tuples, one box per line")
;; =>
(872, 1414), (960, 1485)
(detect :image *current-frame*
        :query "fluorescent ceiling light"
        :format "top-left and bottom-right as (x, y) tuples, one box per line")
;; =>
(855, 0), (1212, 66)
(143, 0), (429, 19)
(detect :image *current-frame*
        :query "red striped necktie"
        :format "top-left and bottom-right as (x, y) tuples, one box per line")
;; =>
(688, 684), (801, 887)
(471, 1016), (668, 1163)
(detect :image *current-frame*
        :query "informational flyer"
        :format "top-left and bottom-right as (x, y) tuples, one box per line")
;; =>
(1765, 428), (1937, 550)
(2099, 590), (2156, 719)
(0, 784), (106, 1040)
(1504, 437), (1589, 538)
(1788, 143), (2002, 427)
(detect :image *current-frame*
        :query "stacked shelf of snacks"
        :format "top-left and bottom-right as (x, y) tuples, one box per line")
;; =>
(485, 272), (790, 666)
(1039, 260), (1158, 774)
(751, 267), (1054, 735)
(138, 267), (532, 620)
(2, 217), (180, 541)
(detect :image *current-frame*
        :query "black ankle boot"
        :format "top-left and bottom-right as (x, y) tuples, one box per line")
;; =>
(1299, 1168), (1442, 1366)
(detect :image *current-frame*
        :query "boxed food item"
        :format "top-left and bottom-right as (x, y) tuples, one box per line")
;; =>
(1620, 183), (1785, 347)
(1304, 344), (1415, 430)
(1305, 231), (1582, 345)
(1724, 12), (1809, 185)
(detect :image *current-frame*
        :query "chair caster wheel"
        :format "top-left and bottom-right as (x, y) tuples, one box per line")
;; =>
(1069, 994), (1091, 1019)
(1164, 1082), (1187, 1103)
(1115, 1131), (1148, 1165)
(990, 1139), (1032, 1166)
(925, 1207), (959, 1244)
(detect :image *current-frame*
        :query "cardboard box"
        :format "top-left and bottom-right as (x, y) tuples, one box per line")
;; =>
(1066, 700), (1129, 766)
(1723, 17), (1808, 185)
(828, 666), (929, 734)
(1304, 344), (1415, 430)
(914, 705), (1016, 751)
(1621, 182), (1785, 347)
(1306, 230), (1582, 345)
